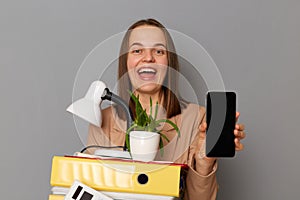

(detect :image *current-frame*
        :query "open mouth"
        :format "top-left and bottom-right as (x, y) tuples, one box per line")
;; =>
(137, 67), (157, 80)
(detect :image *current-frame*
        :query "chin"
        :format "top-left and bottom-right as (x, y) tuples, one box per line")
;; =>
(135, 83), (162, 94)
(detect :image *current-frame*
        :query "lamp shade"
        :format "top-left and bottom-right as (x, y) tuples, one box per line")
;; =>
(66, 81), (107, 127)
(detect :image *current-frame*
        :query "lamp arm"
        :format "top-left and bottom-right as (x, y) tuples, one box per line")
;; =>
(101, 88), (133, 151)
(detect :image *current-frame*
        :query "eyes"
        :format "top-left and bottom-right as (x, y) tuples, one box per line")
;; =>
(130, 48), (166, 56)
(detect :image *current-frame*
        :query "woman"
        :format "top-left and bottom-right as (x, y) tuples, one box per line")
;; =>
(87, 19), (246, 200)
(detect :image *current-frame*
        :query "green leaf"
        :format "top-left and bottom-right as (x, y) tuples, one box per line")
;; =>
(126, 91), (181, 158)
(159, 133), (170, 142)
(159, 137), (164, 156)
(125, 132), (130, 152)
(148, 120), (158, 132)
(150, 97), (153, 117)
(130, 92), (149, 126)
(156, 119), (181, 137)
(134, 125), (144, 131)
(136, 109), (148, 126)
(154, 102), (158, 120)
(149, 115), (154, 121)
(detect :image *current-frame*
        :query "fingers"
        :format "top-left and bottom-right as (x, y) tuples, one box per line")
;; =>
(234, 121), (246, 151)
(235, 123), (245, 131)
(234, 124), (246, 152)
(198, 122), (207, 140)
(235, 122), (246, 139)
(235, 112), (240, 122)
(199, 122), (207, 132)
(235, 138), (244, 151)
(200, 119), (246, 152)
(234, 129), (246, 139)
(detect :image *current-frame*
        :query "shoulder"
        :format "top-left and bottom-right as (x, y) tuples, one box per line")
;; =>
(88, 106), (114, 130)
(88, 105), (121, 134)
(101, 105), (115, 117)
(100, 105), (117, 126)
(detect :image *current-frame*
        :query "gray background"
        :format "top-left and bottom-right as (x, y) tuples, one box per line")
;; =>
(0, 0), (299, 199)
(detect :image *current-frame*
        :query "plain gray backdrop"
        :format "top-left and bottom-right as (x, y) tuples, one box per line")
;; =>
(1, 0), (299, 199)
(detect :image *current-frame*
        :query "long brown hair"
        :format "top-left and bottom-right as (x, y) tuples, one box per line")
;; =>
(117, 18), (183, 120)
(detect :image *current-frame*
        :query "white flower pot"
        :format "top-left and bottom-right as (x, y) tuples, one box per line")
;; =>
(129, 131), (160, 162)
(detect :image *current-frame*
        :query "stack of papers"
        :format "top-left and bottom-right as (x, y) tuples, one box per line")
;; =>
(51, 186), (179, 200)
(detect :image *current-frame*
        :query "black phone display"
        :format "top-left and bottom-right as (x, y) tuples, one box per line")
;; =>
(206, 91), (236, 157)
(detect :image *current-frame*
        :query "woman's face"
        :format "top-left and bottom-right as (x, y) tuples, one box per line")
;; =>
(127, 25), (168, 94)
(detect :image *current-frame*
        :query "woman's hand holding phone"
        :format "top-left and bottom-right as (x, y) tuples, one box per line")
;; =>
(195, 111), (246, 176)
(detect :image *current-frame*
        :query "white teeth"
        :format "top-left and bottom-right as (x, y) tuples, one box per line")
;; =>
(138, 68), (156, 74)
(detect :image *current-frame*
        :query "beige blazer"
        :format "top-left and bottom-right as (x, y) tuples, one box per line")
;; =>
(87, 103), (218, 200)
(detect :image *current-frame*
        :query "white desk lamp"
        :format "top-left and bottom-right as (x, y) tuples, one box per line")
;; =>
(67, 81), (132, 158)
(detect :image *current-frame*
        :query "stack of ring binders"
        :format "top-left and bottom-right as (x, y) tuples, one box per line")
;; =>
(49, 155), (187, 200)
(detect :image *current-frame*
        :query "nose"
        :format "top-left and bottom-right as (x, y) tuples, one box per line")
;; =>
(143, 49), (154, 62)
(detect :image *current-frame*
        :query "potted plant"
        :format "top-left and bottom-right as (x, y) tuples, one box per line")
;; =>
(125, 92), (180, 161)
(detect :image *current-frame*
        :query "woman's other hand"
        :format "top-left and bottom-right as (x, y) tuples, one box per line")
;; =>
(195, 112), (246, 175)
(234, 112), (246, 151)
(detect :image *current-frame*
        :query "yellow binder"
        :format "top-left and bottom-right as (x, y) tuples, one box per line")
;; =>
(50, 156), (184, 197)
(48, 194), (64, 200)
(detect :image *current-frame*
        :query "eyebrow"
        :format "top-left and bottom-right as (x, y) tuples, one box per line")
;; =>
(129, 42), (167, 49)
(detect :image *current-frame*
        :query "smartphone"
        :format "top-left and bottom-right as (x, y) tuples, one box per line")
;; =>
(206, 91), (236, 157)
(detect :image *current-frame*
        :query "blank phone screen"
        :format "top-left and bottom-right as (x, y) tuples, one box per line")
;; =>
(206, 92), (236, 157)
